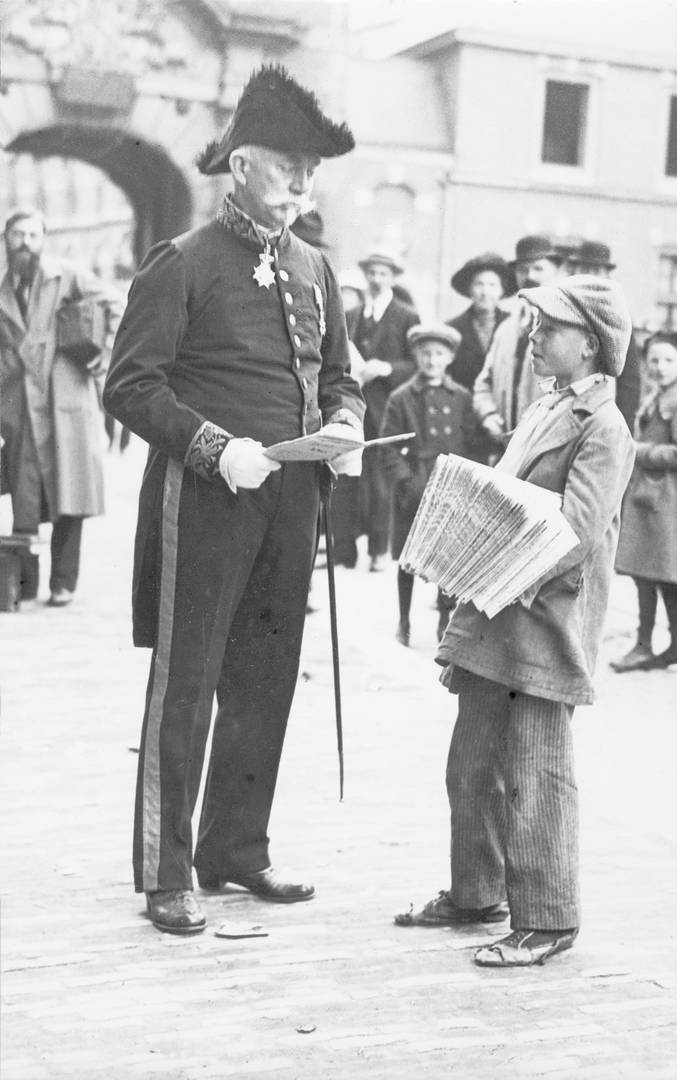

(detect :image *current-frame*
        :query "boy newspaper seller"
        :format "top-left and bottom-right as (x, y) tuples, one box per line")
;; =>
(396, 276), (635, 967)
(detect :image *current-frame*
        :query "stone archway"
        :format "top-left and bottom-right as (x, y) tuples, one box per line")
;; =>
(6, 124), (194, 264)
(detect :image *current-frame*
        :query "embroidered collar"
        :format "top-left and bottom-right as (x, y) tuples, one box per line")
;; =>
(216, 196), (284, 249)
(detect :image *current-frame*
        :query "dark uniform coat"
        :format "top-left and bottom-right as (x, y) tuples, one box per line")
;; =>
(104, 210), (365, 893)
(105, 219), (364, 647)
(380, 372), (480, 558)
(437, 379), (635, 706)
(615, 380), (677, 583)
(0, 255), (119, 528)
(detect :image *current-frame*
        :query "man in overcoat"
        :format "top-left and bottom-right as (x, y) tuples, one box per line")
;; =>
(343, 248), (418, 570)
(104, 65), (365, 934)
(396, 277), (635, 966)
(0, 208), (121, 606)
(473, 235), (565, 449)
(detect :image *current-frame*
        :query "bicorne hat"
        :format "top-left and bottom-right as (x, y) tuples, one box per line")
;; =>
(450, 252), (517, 298)
(196, 65), (355, 175)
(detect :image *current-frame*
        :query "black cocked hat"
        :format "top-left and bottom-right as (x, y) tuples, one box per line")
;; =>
(196, 64), (355, 175)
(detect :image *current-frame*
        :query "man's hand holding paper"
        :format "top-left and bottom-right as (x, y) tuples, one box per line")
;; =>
(319, 421), (364, 476)
(219, 437), (281, 491)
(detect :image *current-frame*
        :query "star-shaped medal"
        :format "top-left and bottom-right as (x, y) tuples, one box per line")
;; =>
(253, 250), (276, 289)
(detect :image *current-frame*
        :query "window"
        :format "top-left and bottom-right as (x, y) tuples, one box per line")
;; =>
(665, 96), (677, 177)
(657, 253), (677, 329)
(541, 80), (589, 166)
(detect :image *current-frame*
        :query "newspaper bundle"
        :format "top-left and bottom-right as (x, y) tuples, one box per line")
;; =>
(399, 453), (579, 618)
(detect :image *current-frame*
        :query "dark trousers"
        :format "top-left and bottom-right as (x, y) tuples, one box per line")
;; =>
(446, 668), (579, 930)
(133, 459), (319, 894)
(360, 450), (390, 558)
(15, 515), (83, 598)
(635, 576), (677, 645)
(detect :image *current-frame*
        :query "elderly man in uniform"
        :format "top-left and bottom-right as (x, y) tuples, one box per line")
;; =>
(104, 65), (364, 935)
(0, 208), (120, 606)
(397, 276), (635, 967)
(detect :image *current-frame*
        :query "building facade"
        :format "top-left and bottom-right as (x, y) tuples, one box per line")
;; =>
(1, 1), (675, 328)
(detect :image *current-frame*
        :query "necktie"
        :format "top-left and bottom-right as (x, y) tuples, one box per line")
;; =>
(15, 280), (30, 323)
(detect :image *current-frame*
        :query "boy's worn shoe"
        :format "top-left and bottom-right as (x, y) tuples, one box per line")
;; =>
(394, 890), (509, 927)
(396, 619), (411, 647)
(146, 889), (206, 934)
(609, 644), (655, 672)
(474, 928), (578, 967)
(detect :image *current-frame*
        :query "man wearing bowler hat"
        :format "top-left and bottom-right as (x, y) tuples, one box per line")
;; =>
(473, 235), (566, 449)
(342, 248), (419, 571)
(104, 65), (365, 934)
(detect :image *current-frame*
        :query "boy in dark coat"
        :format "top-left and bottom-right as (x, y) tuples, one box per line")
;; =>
(380, 323), (480, 645)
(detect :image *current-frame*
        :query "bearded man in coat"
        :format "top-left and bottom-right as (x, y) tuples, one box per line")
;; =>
(396, 277), (635, 967)
(0, 208), (121, 606)
(104, 65), (365, 935)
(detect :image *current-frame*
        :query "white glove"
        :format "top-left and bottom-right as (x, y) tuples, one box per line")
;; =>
(218, 438), (281, 491)
(319, 422), (364, 477)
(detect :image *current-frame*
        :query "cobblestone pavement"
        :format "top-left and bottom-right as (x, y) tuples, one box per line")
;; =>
(2, 441), (676, 1080)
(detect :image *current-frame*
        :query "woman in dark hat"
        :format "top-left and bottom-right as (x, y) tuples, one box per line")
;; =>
(445, 252), (516, 393)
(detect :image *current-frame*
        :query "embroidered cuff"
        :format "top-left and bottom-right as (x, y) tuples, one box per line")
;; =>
(185, 421), (231, 480)
(326, 409), (363, 434)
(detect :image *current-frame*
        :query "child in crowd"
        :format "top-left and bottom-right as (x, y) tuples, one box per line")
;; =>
(380, 323), (480, 646)
(612, 330), (677, 670)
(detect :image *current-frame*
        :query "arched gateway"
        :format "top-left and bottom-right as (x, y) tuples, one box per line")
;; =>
(0, 1), (303, 262)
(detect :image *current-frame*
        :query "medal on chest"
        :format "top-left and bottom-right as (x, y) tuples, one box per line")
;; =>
(253, 239), (276, 289)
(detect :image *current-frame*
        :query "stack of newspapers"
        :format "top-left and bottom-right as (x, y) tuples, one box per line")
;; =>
(399, 454), (579, 618)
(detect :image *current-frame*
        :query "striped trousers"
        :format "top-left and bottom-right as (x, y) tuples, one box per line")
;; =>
(446, 668), (580, 930)
(133, 458), (320, 894)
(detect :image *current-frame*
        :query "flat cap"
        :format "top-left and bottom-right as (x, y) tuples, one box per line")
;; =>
(518, 275), (632, 376)
(407, 322), (462, 351)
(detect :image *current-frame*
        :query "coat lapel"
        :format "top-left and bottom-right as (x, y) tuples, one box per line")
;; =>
(0, 269), (26, 335)
(518, 381), (615, 477)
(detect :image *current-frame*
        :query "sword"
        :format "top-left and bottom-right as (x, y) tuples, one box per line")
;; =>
(320, 464), (344, 800)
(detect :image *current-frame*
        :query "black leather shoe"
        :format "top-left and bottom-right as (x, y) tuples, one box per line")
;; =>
(198, 867), (314, 903)
(146, 889), (206, 934)
(231, 867), (315, 903)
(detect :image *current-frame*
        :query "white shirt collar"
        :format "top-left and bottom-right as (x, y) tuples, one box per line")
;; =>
(363, 288), (393, 322)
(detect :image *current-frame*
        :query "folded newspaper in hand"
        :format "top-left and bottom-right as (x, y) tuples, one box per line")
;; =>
(399, 453), (579, 618)
(264, 431), (415, 463)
